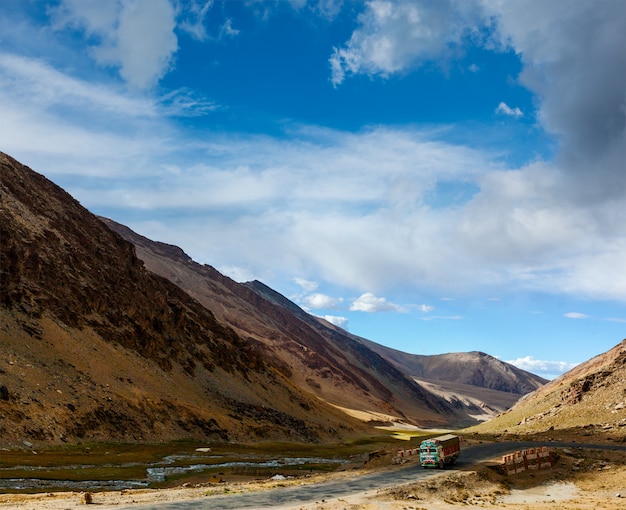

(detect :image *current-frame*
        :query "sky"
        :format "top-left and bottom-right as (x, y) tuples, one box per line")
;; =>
(0, 0), (624, 379)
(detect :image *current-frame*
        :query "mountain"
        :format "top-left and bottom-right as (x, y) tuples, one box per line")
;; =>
(100, 217), (462, 428)
(470, 339), (626, 437)
(355, 342), (547, 419)
(101, 217), (545, 427)
(0, 151), (375, 444)
(361, 348), (547, 395)
(0, 150), (546, 447)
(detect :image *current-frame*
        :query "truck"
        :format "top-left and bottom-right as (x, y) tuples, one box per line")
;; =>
(419, 434), (460, 468)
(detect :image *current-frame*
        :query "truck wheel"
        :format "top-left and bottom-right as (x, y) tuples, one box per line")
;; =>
(438, 460), (444, 469)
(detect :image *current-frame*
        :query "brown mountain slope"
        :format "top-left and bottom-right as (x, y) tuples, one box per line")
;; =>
(101, 218), (464, 428)
(0, 151), (372, 444)
(358, 344), (547, 395)
(354, 340), (547, 420)
(470, 339), (626, 437)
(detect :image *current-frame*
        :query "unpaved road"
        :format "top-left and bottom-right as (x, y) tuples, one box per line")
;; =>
(118, 441), (626, 509)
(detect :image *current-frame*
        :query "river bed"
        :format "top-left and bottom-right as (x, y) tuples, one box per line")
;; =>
(0, 442), (352, 492)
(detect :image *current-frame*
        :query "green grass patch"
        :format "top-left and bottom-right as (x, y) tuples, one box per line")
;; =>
(0, 435), (401, 493)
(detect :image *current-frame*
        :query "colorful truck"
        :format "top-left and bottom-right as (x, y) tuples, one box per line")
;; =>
(419, 434), (460, 468)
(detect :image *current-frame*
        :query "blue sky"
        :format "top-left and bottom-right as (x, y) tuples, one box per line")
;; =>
(1, 1), (624, 379)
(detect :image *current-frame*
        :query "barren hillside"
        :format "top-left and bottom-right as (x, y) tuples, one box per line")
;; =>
(356, 339), (547, 420)
(101, 216), (549, 427)
(360, 343), (547, 394)
(101, 217), (464, 428)
(0, 151), (373, 444)
(470, 338), (626, 438)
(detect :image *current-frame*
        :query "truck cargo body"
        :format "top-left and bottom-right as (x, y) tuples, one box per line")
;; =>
(419, 434), (460, 468)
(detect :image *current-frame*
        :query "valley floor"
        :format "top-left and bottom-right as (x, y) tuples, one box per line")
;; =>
(0, 442), (623, 509)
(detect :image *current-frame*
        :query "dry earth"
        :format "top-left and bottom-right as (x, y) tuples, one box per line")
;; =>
(0, 444), (623, 509)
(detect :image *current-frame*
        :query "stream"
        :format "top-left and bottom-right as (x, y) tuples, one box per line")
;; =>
(0, 443), (351, 492)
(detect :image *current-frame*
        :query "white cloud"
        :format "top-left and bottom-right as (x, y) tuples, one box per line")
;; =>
(350, 293), (404, 313)
(54, 0), (178, 89)
(322, 315), (349, 328)
(178, 0), (214, 41)
(330, 0), (626, 206)
(0, 53), (176, 178)
(68, 124), (487, 212)
(301, 293), (343, 310)
(506, 355), (579, 378)
(217, 264), (257, 283)
(158, 88), (220, 117)
(52, 0), (120, 35)
(495, 102), (523, 118)
(330, 0), (483, 86)
(564, 312), (590, 319)
(0, 53), (156, 117)
(293, 278), (318, 292)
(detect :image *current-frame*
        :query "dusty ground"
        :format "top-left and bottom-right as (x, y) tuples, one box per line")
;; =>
(0, 446), (623, 510)
(373, 448), (626, 510)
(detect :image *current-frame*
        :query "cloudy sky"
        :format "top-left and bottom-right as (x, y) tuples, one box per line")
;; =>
(1, 0), (624, 379)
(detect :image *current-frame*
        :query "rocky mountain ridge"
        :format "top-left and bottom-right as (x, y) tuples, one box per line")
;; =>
(101, 217), (461, 428)
(372, 348), (547, 395)
(101, 217), (547, 426)
(0, 151), (371, 444)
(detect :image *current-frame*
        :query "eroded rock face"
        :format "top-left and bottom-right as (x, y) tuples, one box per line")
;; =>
(0, 151), (368, 444)
(0, 153), (255, 374)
